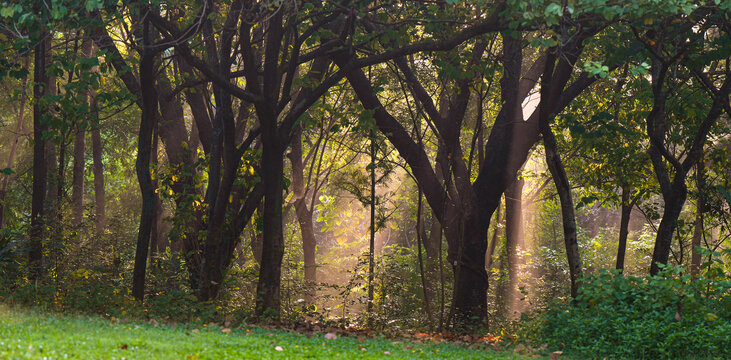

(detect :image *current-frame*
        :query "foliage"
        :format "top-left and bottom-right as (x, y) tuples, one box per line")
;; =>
(522, 260), (731, 359)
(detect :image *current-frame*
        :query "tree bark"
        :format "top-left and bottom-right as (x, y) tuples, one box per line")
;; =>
(0, 59), (29, 229)
(255, 126), (285, 318)
(29, 25), (49, 280)
(288, 126), (317, 303)
(690, 157), (704, 277)
(616, 186), (632, 272)
(71, 38), (95, 236)
(542, 124), (582, 298)
(91, 121), (105, 233)
(539, 46), (583, 298)
(132, 18), (159, 301)
(367, 131), (377, 315)
(71, 121), (85, 229)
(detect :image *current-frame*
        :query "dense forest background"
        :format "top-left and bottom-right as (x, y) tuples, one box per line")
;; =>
(0, 0), (730, 356)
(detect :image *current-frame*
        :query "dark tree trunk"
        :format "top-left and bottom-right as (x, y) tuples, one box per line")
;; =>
(132, 18), (159, 301)
(644, 58), (730, 275)
(650, 180), (687, 275)
(198, 84), (239, 301)
(367, 132), (376, 314)
(542, 125), (582, 298)
(71, 123), (85, 229)
(91, 122), (105, 233)
(255, 128), (285, 318)
(296, 202), (317, 301)
(0, 59), (28, 229)
(288, 126), (317, 303)
(691, 157), (704, 277)
(415, 188), (434, 328)
(616, 186), (632, 272)
(149, 124), (161, 263)
(29, 26), (49, 280)
(450, 211), (489, 326)
(71, 38), (94, 233)
(539, 49), (583, 297)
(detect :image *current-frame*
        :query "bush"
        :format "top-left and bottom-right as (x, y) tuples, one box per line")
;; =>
(522, 258), (731, 359)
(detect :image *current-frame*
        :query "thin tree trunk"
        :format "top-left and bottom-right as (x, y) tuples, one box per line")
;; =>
(416, 187), (434, 328)
(71, 38), (95, 234)
(691, 156), (705, 277)
(91, 121), (105, 233)
(29, 27), (49, 280)
(616, 186), (632, 272)
(71, 124), (85, 229)
(0, 59), (29, 229)
(132, 18), (159, 301)
(288, 126), (317, 303)
(149, 122), (161, 264)
(367, 132), (376, 314)
(542, 124), (582, 298)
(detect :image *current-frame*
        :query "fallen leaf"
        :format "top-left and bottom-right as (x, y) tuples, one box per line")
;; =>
(221, 328), (231, 334)
(675, 312), (682, 321)
(275, 346), (283, 351)
(324, 332), (337, 340)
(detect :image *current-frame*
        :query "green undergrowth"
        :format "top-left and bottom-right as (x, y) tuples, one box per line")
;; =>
(0, 304), (531, 359)
(521, 261), (731, 360)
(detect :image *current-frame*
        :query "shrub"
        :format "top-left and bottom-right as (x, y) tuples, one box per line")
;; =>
(522, 256), (731, 359)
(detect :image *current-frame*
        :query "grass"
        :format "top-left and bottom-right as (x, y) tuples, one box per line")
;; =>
(0, 304), (531, 359)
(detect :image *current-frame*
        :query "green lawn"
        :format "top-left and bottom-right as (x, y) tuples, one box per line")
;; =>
(0, 305), (530, 359)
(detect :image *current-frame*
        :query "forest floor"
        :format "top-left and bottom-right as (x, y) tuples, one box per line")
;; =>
(0, 304), (539, 359)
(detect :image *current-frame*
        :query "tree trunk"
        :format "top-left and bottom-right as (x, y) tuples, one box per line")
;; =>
(0, 59), (29, 229)
(288, 126), (317, 303)
(255, 129), (285, 318)
(296, 202), (317, 302)
(91, 122), (105, 233)
(29, 27), (49, 280)
(132, 19), (159, 301)
(616, 186), (632, 272)
(71, 38), (95, 234)
(650, 180), (688, 275)
(450, 210), (489, 327)
(149, 124), (161, 264)
(71, 123), (85, 230)
(367, 132), (376, 314)
(542, 125), (582, 298)
(415, 188), (434, 328)
(690, 158), (704, 277)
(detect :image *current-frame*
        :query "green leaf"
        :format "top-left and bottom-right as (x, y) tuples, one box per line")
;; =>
(0, 6), (15, 18)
